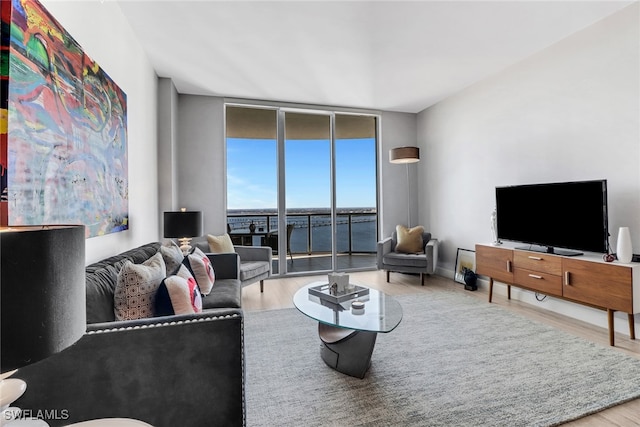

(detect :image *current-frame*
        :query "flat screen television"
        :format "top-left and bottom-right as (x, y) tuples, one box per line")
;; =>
(495, 179), (608, 256)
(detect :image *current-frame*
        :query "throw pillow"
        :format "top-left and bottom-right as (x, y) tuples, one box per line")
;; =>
(155, 270), (203, 317)
(183, 247), (215, 295)
(395, 225), (425, 254)
(114, 252), (166, 321)
(207, 233), (235, 254)
(159, 240), (185, 275)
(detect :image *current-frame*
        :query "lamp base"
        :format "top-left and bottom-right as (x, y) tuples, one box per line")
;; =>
(177, 238), (193, 255)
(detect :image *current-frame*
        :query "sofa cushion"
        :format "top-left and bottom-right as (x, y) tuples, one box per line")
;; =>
(155, 267), (203, 316)
(207, 233), (235, 253)
(395, 225), (425, 254)
(85, 242), (161, 324)
(202, 279), (242, 309)
(85, 259), (129, 324)
(114, 252), (166, 321)
(183, 247), (215, 295)
(159, 240), (185, 275)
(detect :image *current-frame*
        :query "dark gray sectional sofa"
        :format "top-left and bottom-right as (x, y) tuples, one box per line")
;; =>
(14, 242), (245, 426)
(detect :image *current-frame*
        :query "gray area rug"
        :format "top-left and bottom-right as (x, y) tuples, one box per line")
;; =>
(244, 289), (640, 426)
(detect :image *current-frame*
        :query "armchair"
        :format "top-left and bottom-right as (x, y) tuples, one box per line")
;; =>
(376, 229), (438, 286)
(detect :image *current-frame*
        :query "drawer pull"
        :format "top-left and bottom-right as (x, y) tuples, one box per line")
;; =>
(528, 256), (543, 260)
(528, 274), (543, 279)
(564, 271), (571, 286)
(506, 260), (512, 273)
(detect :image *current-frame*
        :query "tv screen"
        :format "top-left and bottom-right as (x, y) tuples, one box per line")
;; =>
(495, 180), (608, 255)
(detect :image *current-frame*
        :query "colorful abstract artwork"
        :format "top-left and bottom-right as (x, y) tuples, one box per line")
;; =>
(0, 0), (128, 237)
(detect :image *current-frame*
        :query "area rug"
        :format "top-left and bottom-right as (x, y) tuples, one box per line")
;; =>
(244, 289), (640, 426)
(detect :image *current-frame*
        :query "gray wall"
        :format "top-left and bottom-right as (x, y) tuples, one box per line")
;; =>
(173, 97), (418, 239)
(416, 3), (639, 331)
(43, 1), (160, 264)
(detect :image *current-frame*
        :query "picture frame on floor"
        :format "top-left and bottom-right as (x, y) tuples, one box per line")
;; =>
(454, 248), (475, 284)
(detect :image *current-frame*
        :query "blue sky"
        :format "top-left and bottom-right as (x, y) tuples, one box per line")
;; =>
(227, 138), (376, 209)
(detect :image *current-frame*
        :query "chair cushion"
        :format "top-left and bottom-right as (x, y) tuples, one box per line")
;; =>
(395, 225), (425, 253)
(383, 251), (428, 268)
(240, 261), (270, 282)
(207, 233), (236, 253)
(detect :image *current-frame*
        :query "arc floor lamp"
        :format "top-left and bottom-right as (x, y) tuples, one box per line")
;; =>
(389, 146), (420, 227)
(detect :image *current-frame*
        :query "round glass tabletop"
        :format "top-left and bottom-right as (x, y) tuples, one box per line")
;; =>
(293, 281), (403, 333)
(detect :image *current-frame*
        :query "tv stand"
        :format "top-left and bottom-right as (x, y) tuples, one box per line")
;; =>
(515, 245), (582, 257)
(476, 243), (640, 346)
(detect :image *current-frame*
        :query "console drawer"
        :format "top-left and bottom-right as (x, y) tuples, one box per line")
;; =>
(514, 251), (562, 275)
(514, 268), (562, 296)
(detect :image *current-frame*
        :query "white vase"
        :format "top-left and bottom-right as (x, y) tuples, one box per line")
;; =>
(616, 227), (633, 263)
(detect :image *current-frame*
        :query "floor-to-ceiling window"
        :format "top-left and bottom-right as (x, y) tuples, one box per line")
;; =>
(226, 104), (378, 276)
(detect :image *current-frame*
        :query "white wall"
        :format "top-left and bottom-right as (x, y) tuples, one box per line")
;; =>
(417, 4), (639, 332)
(42, 1), (160, 263)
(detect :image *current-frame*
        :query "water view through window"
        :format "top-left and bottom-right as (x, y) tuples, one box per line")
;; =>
(226, 106), (378, 275)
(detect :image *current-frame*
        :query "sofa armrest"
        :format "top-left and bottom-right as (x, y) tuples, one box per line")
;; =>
(234, 245), (272, 264)
(15, 310), (245, 427)
(424, 238), (438, 274)
(376, 237), (393, 269)
(206, 252), (240, 280)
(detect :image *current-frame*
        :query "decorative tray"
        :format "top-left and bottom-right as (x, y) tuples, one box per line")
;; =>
(308, 283), (370, 304)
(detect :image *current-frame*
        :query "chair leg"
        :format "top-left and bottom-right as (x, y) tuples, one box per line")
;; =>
(421, 273), (424, 286)
(386, 270), (390, 283)
(260, 280), (264, 293)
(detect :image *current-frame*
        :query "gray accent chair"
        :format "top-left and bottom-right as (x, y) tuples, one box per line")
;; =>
(376, 231), (438, 286)
(193, 237), (272, 292)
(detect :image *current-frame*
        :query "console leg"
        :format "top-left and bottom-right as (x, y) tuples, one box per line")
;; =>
(507, 285), (511, 300)
(608, 309), (615, 346)
(628, 313), (636, 340)
(488, 278), (494, 303)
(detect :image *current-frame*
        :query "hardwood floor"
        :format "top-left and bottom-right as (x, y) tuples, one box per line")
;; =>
(242, 270), (640, 426)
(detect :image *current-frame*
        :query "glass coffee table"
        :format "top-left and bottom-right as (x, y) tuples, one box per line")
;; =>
(293, 281), (403, 378)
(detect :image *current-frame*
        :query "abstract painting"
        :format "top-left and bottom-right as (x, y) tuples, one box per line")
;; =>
(1, 0), (128, 237)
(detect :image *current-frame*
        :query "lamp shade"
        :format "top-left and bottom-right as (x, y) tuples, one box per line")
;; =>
(389, 146), (420, 164)
(1, 225), (86, 372)
(164, 211), (203, 238)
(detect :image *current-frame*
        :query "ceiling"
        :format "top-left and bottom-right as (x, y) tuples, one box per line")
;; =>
(116, 1), (634, 113)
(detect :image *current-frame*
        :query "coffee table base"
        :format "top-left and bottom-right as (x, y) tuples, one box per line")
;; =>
(318, 323), (377, 379)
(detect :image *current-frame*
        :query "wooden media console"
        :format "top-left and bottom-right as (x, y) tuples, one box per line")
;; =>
(476, 243), (640, 346)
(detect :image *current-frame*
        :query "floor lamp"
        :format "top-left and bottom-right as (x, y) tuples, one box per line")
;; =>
(389, 146), (420, 228)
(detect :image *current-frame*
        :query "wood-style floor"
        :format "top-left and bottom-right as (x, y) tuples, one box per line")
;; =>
(242, 270), (640, 426)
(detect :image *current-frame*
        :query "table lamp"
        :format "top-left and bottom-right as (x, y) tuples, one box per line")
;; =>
(0, 225), (86, 425)
(163, 209), (203, 254)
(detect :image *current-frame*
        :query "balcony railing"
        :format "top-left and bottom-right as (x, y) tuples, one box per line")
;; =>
(227, 210), (377, 255)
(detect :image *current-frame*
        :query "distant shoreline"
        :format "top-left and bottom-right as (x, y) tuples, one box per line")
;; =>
(228, 207), (376, 215)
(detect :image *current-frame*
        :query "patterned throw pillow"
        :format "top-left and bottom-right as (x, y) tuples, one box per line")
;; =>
(159, 240), (185, 275)
(206, 233), (235, 253)
(183, 247), (215, 295)
(114, 252), (166, 321)
(155, 266), (203, 316)
(395, 225), (425, 254)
